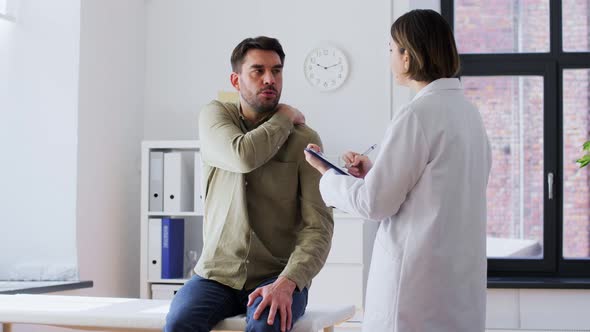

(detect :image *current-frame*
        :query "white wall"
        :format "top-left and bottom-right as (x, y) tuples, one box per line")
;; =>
(143, 0), (393, 156)
(0, 0), (80, 280)
(486, 289), (590, 330)
(75, 0), (145, 298)
(3, 1), (145, 331)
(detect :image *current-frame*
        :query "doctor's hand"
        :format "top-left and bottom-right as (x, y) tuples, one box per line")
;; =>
(304, 144), (330, 175)
(342, 151), (373, 179)
(277, 104), (305, 125)
(248, 276), (296, 332)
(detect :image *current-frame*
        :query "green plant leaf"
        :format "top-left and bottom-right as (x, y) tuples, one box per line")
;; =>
(577, 154), (590, 168)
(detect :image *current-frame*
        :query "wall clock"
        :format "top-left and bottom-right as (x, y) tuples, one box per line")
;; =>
(304, 46), (349, 91)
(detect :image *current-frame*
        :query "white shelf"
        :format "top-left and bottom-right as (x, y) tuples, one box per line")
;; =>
(147, 211), (202, 217)
(140, 140), (203, 299)
(142, 140), (200, 150)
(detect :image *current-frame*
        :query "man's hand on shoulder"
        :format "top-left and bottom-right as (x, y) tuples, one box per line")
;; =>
(247, 276), (297, 332)
(277, 103), (305, 125)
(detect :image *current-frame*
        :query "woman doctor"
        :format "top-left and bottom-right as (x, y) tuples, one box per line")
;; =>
(305, 9), (492, 332)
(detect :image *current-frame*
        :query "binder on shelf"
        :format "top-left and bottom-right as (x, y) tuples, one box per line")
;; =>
(149, 151), (164, 212)
(194, 151), (204, 214)
(163, 152), (194, 212)
(148, 218), (162, 280)
(161, 218), (184, 279)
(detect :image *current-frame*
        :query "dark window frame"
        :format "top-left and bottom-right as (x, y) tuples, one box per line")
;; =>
(441, 0), (590, 279)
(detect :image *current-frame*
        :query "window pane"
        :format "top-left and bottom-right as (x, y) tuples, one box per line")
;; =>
(454, 0), (549, 54)
(462, 76), (544, 258)
(562, 0), (590, 52)
(563, 69), (590, 259)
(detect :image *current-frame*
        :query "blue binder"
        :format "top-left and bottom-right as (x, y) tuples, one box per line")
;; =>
(161, 218), (184, 279)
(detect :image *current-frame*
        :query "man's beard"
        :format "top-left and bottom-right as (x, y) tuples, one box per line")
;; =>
(242, 87), (281, 113)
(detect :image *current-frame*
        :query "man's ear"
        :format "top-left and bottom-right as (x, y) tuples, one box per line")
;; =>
(230, 72), (240, 91)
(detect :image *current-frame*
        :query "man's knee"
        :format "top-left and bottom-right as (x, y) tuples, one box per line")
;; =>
(164, 307), (208, 332)
(245, 317), (282, 332)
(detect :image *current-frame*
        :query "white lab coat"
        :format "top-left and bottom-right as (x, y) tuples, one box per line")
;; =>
(320, 78), (492, 332)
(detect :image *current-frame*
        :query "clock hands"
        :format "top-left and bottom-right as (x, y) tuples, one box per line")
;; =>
(315, 62), (341, 70)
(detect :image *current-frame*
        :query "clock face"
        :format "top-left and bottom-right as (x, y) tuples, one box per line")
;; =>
(304, 47), (349, 91)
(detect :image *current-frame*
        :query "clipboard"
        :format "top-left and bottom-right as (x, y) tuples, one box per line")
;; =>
(304, 148), (349, 176)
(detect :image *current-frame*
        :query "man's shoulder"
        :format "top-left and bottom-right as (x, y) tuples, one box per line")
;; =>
(202, 100), (239, 112)
(200, 100), (239, 121)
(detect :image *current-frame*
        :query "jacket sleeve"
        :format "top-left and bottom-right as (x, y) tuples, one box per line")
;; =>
(280, 132), (334, 290)
(319, 108), (429, 221)
(198, 101), (294, 173)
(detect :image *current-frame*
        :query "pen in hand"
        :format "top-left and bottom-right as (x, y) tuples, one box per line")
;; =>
(345, 144), (377, 169)
(360, 144), (377, 156)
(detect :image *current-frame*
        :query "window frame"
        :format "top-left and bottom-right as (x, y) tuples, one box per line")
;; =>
(442, 0), (590, 278)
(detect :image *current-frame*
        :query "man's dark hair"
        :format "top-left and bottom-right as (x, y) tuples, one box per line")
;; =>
(230, 36), (285, 73)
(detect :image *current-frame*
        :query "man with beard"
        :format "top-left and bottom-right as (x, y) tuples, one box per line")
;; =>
(164, 36), (334, 332)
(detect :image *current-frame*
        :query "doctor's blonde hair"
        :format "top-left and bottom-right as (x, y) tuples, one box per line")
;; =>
(391, 9), (460, 82)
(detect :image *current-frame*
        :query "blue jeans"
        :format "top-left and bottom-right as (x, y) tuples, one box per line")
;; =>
(164, 275), (308, 332)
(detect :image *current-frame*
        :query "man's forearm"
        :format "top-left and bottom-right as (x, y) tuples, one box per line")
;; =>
(199, 103), (294, 173)
(279, 204), (334, 290)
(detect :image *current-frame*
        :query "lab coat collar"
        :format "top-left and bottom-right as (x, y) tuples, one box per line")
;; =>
(412, 78), (462, 102)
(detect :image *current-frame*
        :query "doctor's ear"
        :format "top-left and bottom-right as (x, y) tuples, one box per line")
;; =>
(230, 72), (240, 91)
(403, 52), (410, 72)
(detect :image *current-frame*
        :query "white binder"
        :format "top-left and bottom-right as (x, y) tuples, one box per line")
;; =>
(163, 151), (194, 212)
(151, 283), (183, 300)
(194, 151), (204, 214)
(148, 218), (162, 281)
(149, 152), (164, 211)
